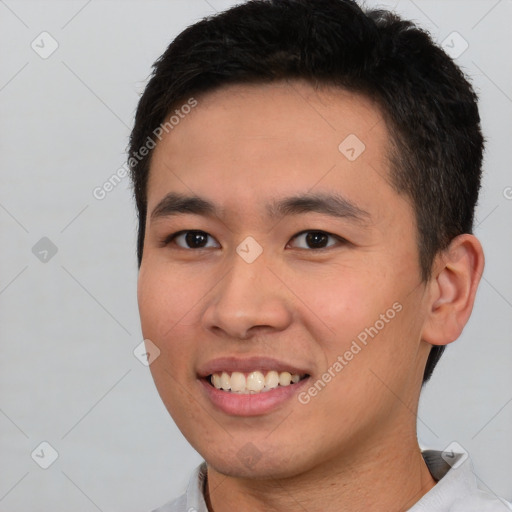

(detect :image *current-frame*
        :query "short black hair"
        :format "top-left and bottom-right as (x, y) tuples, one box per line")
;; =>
(128, 0), (484, 384)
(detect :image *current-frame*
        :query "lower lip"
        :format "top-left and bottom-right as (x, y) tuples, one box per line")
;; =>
(199, 377), (310, 416)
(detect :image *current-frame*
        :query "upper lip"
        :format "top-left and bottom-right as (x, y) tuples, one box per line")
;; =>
(197, 356), (311, 378)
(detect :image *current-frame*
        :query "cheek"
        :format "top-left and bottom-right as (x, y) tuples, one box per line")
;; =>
(137, 261), (205, 421)
(137, 261), (206, 393)
(137, 259), (203, 336)
(290, 261), (417, 388)
(288, 262), (384, 351)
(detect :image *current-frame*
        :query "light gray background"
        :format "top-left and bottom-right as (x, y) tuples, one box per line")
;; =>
(0, 1), (510, 510)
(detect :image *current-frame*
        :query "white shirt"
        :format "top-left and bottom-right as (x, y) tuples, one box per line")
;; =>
(152, 450), (511, 511)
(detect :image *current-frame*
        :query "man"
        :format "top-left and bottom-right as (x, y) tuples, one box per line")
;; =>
(128, 0), (511, 510)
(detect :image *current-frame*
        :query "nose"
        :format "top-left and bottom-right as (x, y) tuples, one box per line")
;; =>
(202, 249), (293, 340)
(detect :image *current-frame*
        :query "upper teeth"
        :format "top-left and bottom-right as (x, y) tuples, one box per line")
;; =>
(210, 370), (303, 394)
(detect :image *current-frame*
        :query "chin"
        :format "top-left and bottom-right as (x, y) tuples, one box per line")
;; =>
(201, 442), (316, 481)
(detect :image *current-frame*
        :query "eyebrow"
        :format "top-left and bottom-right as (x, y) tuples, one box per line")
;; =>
(150, 191), (371, 224)
(267, 193), (370, 224)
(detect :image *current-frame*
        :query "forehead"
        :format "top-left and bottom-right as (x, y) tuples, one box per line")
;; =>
(152, 80), (388, 156)
(147, 80), (396, 219)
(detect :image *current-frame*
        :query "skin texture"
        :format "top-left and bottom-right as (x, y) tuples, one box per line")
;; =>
(137, 81), (484, 512)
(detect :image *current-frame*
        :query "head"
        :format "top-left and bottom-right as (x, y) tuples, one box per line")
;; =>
(130, 0), (484, 479)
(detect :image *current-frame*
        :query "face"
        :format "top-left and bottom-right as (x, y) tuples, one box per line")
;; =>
(138, 81), (433, 479)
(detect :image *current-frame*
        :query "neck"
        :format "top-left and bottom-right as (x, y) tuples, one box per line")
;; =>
(205, 430), (436, 512)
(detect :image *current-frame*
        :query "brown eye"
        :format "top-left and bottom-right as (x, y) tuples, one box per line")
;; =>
(305, 232), (329, 248)
(171, 230), (219, 249)
(289, 231), (340, 249)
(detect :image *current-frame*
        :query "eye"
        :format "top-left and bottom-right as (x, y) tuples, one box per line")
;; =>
(165, 230), (220, 249)
(288, 230), (343, 250)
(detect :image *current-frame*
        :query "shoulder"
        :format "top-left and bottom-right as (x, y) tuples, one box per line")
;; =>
(447, 488), (512, 512)
(413, 450), (512, 512)
(148, 462), (208, 512)
(150, 493), (187, 512)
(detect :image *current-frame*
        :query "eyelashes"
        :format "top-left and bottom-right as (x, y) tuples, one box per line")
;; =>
(290, 231), (342, 250)
(163, 230), (220, 249)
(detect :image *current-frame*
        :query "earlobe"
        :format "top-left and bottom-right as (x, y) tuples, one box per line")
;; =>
(422, 234), (485, 346)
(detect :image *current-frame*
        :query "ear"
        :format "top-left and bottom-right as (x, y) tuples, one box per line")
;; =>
(421, 234), (485, 346)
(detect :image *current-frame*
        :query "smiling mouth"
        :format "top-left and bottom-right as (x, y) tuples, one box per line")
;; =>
(208, 370), (309, 395)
